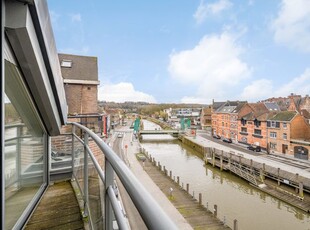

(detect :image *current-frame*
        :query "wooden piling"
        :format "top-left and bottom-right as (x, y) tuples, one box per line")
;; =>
(169, 170), (172, 179)
(220, 151), (223, 171)
(212, 149), (215, 167)
(277, 168), (281, 186)
(186, 183), (189, 193)
(234, 219), (238, 230)
(299, 182), (304, 198)
(199, 193), (202, 205)
(214, 204), (217, 217)
(177, 176), (180, 185)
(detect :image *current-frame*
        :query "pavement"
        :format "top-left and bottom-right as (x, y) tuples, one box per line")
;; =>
(113, 128), (193, 230)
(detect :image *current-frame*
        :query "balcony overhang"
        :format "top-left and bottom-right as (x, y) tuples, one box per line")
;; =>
(5, 0), (67, 135)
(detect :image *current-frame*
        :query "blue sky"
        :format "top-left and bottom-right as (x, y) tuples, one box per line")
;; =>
(48, 0), (310, 104)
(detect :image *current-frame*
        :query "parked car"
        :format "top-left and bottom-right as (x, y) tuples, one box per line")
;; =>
(222, 138), (232, 143)
(213, 134), (221, 139)
(247, 144), (261, 152)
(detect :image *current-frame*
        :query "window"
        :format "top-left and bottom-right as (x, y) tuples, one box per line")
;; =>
(267, 121), (280, 128)
(270, 132), (277, 138)
(241, 119), (247, 126)
(5, 61), (47, 229)
(61, 59), (72, 68)
(241, 127), (247, 133)
(283, 123), (287, 129)
(254, 129), (261, 135)
(254, 119), (261, 127)
(270, 142), (277, 149)
(283, 133), (287, 140)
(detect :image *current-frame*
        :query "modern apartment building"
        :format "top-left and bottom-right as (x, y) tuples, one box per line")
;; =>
(2, 1), (67, 228)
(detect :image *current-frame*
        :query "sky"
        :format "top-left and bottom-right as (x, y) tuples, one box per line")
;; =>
(47, 0), (310, 104)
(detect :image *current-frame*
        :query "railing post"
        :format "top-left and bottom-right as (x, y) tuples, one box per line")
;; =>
(16, 125), (22, 189)
(105, 160), (114, 229)
(83, 132), (89, 217)
(71, 125), (76, 174)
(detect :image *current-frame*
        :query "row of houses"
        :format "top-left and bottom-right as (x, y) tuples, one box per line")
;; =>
(57, 53), (310, 159)
(200, 95), (310, 159)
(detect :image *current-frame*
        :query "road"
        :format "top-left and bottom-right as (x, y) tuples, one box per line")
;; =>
(112, 132), (148, 230)
(198, 132), (310, 171)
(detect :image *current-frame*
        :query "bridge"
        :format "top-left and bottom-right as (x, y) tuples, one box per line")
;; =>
(139, 129), (184, 137)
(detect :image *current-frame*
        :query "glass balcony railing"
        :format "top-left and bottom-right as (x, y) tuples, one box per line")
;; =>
(51, 122), (177, 229)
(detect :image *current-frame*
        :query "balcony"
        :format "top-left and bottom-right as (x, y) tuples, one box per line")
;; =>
(6, 122), (176, 229)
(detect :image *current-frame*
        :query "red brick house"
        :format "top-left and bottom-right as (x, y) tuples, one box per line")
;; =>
(212, 101), (246, 142)
(267, 111), (310, 159)
(238, 103), (277, 149)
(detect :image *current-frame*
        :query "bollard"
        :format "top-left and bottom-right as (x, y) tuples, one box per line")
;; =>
(214, 204), (217, 217)
(186, 183), (189, 193)
(199, 193), (202, 205)
(234, 219), (238, 230)
(193, 191), (195, 198)
(177, 176), (180, 185)
(170, 170), (172, 179)
(182, 182), (184, 189)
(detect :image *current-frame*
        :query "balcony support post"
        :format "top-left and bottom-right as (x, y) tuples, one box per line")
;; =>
(83, 132), (89, 217)
(105, 160), (114, 229)
(71, 125), (75, 174)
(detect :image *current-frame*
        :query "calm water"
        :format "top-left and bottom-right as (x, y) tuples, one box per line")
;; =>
(140, 120), (310, 230)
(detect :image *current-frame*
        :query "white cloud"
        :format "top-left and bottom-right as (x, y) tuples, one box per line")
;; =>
(180, 96), (209, 104)
(98, 82), (157, 103)
(168, 32), (250, 103)
(241, 68), (310, 101)
(271, 0), (310, 52)
(240, 79), (273, 101)
(274, 68), (310, 96)
(194, 0), (232, 24)
(70, 13), (82, 22)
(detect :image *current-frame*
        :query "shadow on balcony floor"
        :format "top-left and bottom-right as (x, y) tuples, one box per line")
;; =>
(25, 181), (84, 230)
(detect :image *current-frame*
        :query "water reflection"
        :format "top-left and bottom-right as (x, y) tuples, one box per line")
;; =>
(141, 120), (310, 230)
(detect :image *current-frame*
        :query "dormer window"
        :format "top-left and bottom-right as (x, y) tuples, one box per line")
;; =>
(61, 60), (72, 68)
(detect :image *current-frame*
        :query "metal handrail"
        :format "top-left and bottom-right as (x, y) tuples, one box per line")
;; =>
(69, 122), (177, 230)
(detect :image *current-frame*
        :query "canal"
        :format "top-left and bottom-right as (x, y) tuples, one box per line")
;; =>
(140, 120), (310, 230)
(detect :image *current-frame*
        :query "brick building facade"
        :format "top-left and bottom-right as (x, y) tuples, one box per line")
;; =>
(59, 53), (100, 115)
